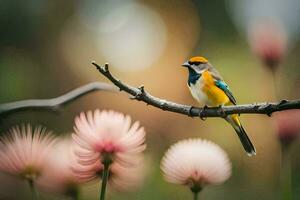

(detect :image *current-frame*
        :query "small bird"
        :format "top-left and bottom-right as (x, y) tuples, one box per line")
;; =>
(182, 56), (256, 156)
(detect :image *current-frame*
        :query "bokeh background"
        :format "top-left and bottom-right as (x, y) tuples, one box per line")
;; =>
(1, 0), (300, 199)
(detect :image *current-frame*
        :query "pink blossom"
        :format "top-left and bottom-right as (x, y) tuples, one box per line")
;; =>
(37, 136), (80, 195)
(0, 124), (56, 181)
(71, 155), (145, 191)
(161, 139), (231, 190)
(248, 21), (287, 71)
(72, 109), (146, 184)
(108, 155), (146, 191)
(274, 110), (300, 145)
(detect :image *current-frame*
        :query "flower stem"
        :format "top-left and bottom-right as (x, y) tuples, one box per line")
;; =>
(270, 68), (279, 100)
(70, 193), (79, 200)
(28, 179), (39, 200)
(280, 145), (292, 200)
(67, 186), (79, 200)
(193, 191), (199, 200)
(190, 185), (201, 200)
(100, 163), (110, 200)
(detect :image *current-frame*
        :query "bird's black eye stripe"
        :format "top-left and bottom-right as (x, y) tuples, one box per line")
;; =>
(188, 61), (201, 65)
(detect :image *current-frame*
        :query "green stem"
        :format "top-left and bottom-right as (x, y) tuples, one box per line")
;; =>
(67, 186), (79, 200)
(28, 179), (39, 200)
(270, 68), (279, 100)
(100, 163), (110, 200)
(280, 145), (292, 200)
(191, 185), (201, 200)
(70, 192), (78, 200)
(193, 191), (199, 200)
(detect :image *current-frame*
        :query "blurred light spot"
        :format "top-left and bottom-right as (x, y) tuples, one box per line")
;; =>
(97, 6), (130, 34)
(96, 3), (167, 71)
(60, 0), (198, 80)
(78, 0), (136, 32)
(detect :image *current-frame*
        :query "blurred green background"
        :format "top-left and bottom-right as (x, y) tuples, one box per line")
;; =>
(1, 0), (300, 199)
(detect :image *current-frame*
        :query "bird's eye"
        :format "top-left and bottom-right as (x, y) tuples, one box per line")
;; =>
(188, 61), (201, 65)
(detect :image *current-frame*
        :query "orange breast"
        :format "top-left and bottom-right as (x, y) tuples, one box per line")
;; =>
(201, 71), (230, 106)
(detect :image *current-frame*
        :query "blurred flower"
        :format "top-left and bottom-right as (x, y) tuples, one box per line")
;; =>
(227, 0), (300, 74)
(72, 155), (145, 192)
(0, 124), (56, 181)
(108, 156), (145, 191)
(274, 110), (300, 146)
(227, 0), (300, 43)
(274, 110), (299, 199)
(72, 109), (146, 183)
(248, 21), (287, 71)
(37, 136), (80, 196)
(161, 139), (231, 193)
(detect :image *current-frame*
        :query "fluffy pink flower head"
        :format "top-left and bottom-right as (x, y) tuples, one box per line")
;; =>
(248, 20), (287, 71)
(274, 110), (300, 146)
(161, 139), (231, 192)
(72, 154), (145, 191)
(108, 155), (146, 191)
(38, 136), (80, 195)
(0, 124), (56, 181)
(72, 110), (146, 181)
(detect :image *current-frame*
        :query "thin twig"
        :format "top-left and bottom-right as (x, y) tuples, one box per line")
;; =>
(92, 62), (300, 118)
(0, 82), (117, 116)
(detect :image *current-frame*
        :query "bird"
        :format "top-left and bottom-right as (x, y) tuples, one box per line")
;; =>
(181, 56), (256, 156)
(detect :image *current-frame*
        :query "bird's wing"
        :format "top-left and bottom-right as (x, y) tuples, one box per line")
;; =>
(206, 63), (236, 105)
(214, 80), (237, 105)
(207, 64), (222, 80)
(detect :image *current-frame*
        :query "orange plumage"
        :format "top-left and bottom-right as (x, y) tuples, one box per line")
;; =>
(201, 70), (230, 106)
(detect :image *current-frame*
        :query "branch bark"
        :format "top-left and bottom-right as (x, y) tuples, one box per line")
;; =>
(0, 82), (117, 116)
(92, 62), (300, 118)
(1, 62), (299, 118)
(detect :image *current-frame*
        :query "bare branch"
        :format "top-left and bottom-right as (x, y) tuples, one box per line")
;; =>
(0, 82), (117, 116)
(92, 62), (300, 118)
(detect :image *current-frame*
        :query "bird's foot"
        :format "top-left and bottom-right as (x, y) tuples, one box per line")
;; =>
(199, 105), (208, 120)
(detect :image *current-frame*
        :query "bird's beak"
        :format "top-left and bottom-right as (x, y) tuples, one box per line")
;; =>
(181, 61), (190, 68)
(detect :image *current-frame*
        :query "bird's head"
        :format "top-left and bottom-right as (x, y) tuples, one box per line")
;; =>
(182, 56), (209, 73)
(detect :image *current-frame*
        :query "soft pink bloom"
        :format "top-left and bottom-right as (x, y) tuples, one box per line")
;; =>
(72, 109), (146, 183)
(248, 21), (287, 71)
(161, 139), (231, 190)
(38, 136), (80, 194)
(0, 124), (56, 181)
(274, 110), (300, 145)
(72, 155), (145, 191)
(108, 156), (146, 191)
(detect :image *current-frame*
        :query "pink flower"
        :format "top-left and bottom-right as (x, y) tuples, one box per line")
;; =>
(72, 109), (146, 183)
(248, 21), (287, 71)
(37, 136), (81, 195)
(274, 110), (300, 146)
(0, 124), (56, 181)
(161, 139), (231, 191)
(108, 156), (146, 191)
(72, 155), (145, 191)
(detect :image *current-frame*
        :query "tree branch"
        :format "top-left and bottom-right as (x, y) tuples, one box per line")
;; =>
(0, 82), (117, 116)
(92, 62), (300, 118)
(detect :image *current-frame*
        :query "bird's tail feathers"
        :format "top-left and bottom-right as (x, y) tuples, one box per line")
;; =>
(226, 115), (256, 156)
